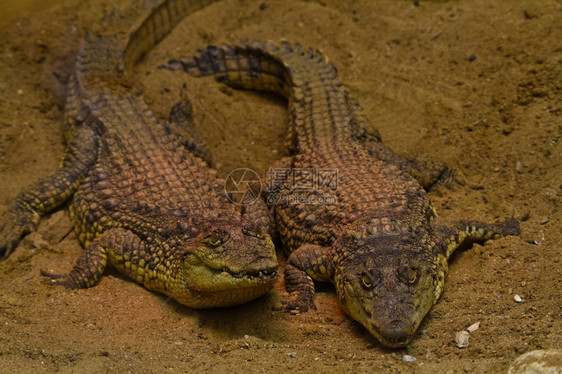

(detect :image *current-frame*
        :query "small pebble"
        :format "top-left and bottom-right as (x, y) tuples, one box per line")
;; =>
(287, 352), (297, 358)
(533, 230), (544, 245)
(467, 321), (480, 333)
(456, 331), (470, 348)
(403, 355), (417, 362)
(514, 294), (522, 303)
(468, 54), (476, 62)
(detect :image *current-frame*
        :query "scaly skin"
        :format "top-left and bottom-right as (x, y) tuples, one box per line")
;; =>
(0, 1), (279, 309)
(168, 40), (520, 345)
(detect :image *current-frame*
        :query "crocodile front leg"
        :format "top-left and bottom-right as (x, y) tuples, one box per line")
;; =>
(284, 244), (334, 312)
(0, 125), (99, 257)
(436, 218), (520, 260)
(42, 228), (144, 288)
(430, 218), (520, 301)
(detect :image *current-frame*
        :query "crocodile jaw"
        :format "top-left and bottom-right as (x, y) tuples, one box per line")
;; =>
(337, 259), (439, 348)
(176, 235), (278, 308)
(341, 283), (435, 348)
(174, 266), (278, 308)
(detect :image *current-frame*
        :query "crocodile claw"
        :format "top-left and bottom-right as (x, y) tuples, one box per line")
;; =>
(282, 293), (317, 313)
(40, 269), (81, 289)
(0, 209), (39, 258)
(501, 217), (521, 237)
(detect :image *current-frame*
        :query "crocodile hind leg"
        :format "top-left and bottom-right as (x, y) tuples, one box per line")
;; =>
(0, 125), (99, 257)
(368, 141), (454, 189)
(283, 244), (334, 312)
(344, 94), (455, 189)
(353, 116), (455, 189)
(167, 97), (212, 165)
(42, 228), (145, 288)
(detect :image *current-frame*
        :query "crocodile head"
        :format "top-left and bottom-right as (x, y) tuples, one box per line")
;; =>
(333, 228), (447, 348)
(176, 219), (278, 308)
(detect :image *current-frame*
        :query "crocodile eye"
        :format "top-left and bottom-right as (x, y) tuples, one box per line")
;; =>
(397, 265), (419, 285)
(360, 274), (373, 289)
(358, 270), (380, 290)
(208, 231), (221, 246)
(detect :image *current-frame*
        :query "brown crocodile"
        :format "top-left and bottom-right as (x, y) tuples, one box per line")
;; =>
(167, 40), (520, 346)
(0, 1), (279, 309)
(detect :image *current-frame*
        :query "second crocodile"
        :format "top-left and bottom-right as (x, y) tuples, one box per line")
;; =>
(168, 40), (520, 346)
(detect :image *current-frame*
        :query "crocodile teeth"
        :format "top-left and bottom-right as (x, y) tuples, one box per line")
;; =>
(218, 267), (277, 280)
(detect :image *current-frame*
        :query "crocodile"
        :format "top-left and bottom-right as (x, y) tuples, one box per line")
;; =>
(167, 40), (520, 346)
(0, 1), (279, 309)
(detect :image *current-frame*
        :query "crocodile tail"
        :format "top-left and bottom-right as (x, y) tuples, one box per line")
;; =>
(170, 40), (361, 152)
(76, 0), (218, 87)
(168, 40), (340, 100)
(123, 0), (219, 69)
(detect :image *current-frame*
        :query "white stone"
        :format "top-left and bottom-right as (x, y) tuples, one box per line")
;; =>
(403, 355), (416, 362)
(467, 321), (480, 333)
(455, 331), (470, 348)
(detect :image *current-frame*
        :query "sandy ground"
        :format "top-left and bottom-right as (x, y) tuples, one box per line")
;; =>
(0, 0), (560, 372)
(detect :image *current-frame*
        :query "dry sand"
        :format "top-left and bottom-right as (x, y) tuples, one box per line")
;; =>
(0, 0), (560, 372)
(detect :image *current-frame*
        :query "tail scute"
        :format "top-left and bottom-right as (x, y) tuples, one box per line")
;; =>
(167, 40), (340, 99)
